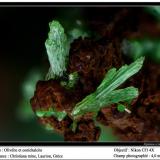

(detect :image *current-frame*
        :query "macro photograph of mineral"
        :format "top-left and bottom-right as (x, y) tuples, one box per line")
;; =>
(1, 6), (160, 142)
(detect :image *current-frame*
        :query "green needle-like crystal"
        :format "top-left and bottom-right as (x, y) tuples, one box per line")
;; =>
(72, 57), (144, 118)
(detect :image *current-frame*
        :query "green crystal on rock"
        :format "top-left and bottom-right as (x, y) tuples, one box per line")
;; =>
(36, 107), (67, 121)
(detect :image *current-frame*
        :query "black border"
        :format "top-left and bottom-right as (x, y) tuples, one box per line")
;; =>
(0, 142), (160, 146)
(0, 2), (159, 7)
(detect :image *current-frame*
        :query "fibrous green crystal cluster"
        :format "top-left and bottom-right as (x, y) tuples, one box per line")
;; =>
(45, 21), (70, 79)
(72, 57), (144, 118)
